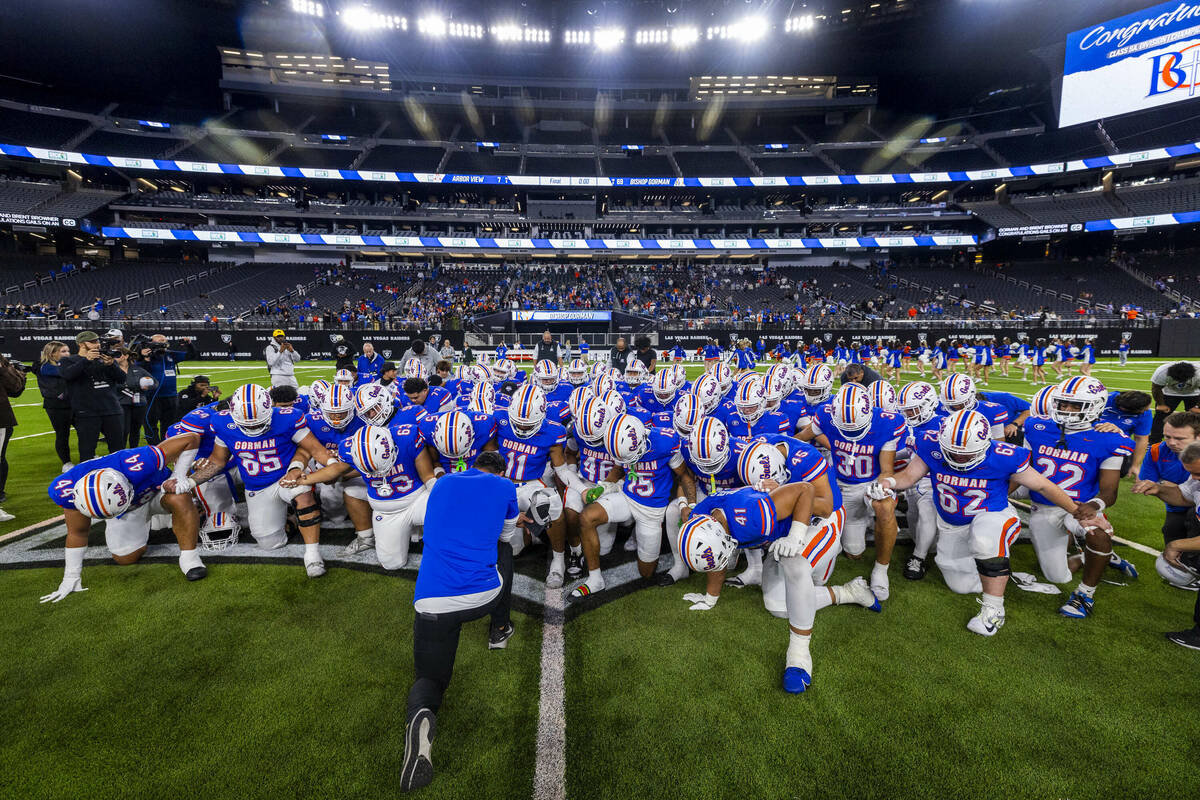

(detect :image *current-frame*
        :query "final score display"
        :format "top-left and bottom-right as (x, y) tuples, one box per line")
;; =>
(1061, 1), (1200, 127)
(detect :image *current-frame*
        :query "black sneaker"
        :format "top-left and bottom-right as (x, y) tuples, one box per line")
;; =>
(903, 555), (927, 581)
(488, 622), (515, 650)
(1165, 627), (1200, 651)
(400, 708), (436, 792)
(565, 552), (584, 581)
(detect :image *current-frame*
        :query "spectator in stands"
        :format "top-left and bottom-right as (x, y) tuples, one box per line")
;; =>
(1151, 361), (1200, 443)
(36, 341), (74, 472)
(138, 333), (195, 443)
(534, 330), (559, 365)
(178, 375), (220, 417)
(610, 337), (631, 373)
(265, 329), (301, 388)
(116, 349), (157, 449)
(0, 353), (27, 518)
(59, 331), (125, 463)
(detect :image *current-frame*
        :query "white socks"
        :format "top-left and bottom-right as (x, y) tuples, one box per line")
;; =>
(739, 548), (764, 582)
(814, 587), (835, 611)
(304, 543), (322, 562)
(786, 632), (812, 671)
(585, 570), (606, 593)
(64, 546), (85, 580)
(356, 529), (374, 542)
(550, 550), (565, 574)
(871, 562), (890, 600)
(569, 544), (582, 558)
(179, 548), (204, 574)
(982, 592), (1005, 612)
(1076, 582), (1096, 598)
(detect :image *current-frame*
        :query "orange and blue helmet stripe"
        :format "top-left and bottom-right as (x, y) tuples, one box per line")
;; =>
(950, 409), (974, 446)
(352, 429), (377, 473)
(78, 471), (109, 517)
(1062, 376), (1085, 394)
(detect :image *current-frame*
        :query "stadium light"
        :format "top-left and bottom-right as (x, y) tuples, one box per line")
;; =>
(785, 14), (815, 33)
(340, 5), (406, 31)
(706, 17), (768, 42)
(292, 0), (324, 17)
(448, 22), (483, 39)
(417, 14), (447, 37)
(671, 26), (699, 48)
(492, 24), (551, 43)
(564, 29), (592, 45)
(594, 27), (625, 51)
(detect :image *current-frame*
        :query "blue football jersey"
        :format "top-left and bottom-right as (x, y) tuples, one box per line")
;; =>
(979, 391), (1030, 420)
(405, 385), (452, 416)
(419, 411), (496, 472)
(495, 415), (567, 482)
(572, 437), (616, 484)
(1098, 391), (1151, 437)
(694, 488), (792, 548)
(778, 394), (813, 434)
(813, 406), (906, 485)
(1140, 442), (1192, 512)
(305, 409), (364, 450)
(913, 433), (1031, 526)
(1023, 419), (1134, 505)
(169, 403), (222, 459)
(638, 394), (677, 416)
(620, 426), (682, 509)
(726, 410), (791, 439)
(546, 399), (571, 428)
(49, 445), (169, 515)
(683, 436), (751, 493)
(545, 384), (573, 405)
(749, 433), (843, 509)
(338, 420), (427, 501)
(212, 407), (310, 491)
(291, 395), (311, 415)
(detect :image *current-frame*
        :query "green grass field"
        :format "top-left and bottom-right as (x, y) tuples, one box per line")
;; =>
(1, 358), (1198, 800)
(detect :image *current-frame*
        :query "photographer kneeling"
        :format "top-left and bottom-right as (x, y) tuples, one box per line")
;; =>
(58, 331), (125, 463)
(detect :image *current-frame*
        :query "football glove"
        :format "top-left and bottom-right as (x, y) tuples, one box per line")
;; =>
(866, 477), (896, 501)
(171, 477), (197, 494)
(683, 592), (719, 611)
(599, 480), (621, 496)
(584, 486), (605, 505)
(39, 576), (87, 604)
(768, 523), (809, 561)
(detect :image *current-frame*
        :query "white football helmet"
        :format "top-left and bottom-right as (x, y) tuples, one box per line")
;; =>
(690, 373), (723, 414)
(897, 381), (939, 427)
(568, 386), (594, 422)
(598, 389), (627, 415)
(734, 375), (768, 423)
(1030, 385), (1055, 419)
(468, 364), (492, 386)
(592, 373), (616, 397)
(558, 364), (570, 384)
(939, 373), (978, 413)
(678, 514), (738, 573)
(72, 467), (134, 519)
(763, 364), (791, 410)
(604, 413), (650, 465)
(320, 384), (356, 430)
(468, 381), (496, 414)
(566, 358), (590, 386)
(869, 380), (898, 412)
(452, 365), (470, 383)
(347, 425), (399, 477)
(230, 384), (273, 437)
(354, 383), (396, 426)
(799, 364), (835, 405)
(938, 409), (992, 471)
(672, 393), (705, 437)
(433, 410), (476, 464)
(575, 397), (614, 445)
(737, 440), (787, 486)
(309, 379), (332, 409)
(652, 369), (677, 404)
(534, 359), (559, 392)
(624, 359), (647, 387)
(590, 361), (609, 380)
(334, 368), (354, 387)
(670, 362), (687, 389)
(492, 358), (515, 383)
(688, 417), (732, 475)
(830, 384), (873, 441)
(712, 362), (733, 394)
(1050, 376), (1108, 431)
(199, 511), (241, 552)
(403, 358), (426, 380)
(508, 384), (548, 439)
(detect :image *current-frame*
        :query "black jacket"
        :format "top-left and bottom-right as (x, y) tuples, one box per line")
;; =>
(534, 341), (560, 365)
(333, 341), (354, 370)
(58, 355), (125, 417)
(610, 347), (631, 373)
(36, 360), (71, 411)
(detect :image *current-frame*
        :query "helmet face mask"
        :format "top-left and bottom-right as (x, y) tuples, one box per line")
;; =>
(898, 382), (938, 427)
(673, 394), (704, 437)
(831, 385), (872, 441)
(1050, 377), (1107, 431)
(605, 414), (650, 466)
(567, 359), (589, 386)
(735, 376), (767, 423)
(348, 426), (399, 477)
(334, 369), (354, 387)
(939, 374), (978, 413)
(688, 418), (731, 474)
(199, 511), (241, 552)
(800, 364), (834, 406)
(509, 385), (548, 440)
(535, 360), (559, 392)
(737, 441), (786, 486)
(624, 360), (647, 386)
(321, 385), (355, 430)
(652, 370), (676, 403)
(354, 385), (395, 427)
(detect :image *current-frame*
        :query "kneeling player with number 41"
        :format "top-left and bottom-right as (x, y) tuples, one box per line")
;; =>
(870, 409), (1107, 636)
(44, 436), (208, 603)
(679, 451), (879, 694)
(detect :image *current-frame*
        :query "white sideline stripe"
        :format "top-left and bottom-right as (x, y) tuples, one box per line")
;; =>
(1113, 535), (1162, 558)
(532, 584), (566, 800)
(12, 431), (52, 440)
(0, 517), (58, 543)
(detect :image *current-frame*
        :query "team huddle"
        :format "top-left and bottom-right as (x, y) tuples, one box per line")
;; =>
(43, 347), (1152, 693)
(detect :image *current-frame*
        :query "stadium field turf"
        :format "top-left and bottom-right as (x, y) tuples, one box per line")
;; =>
(1, 357), (1198, 800)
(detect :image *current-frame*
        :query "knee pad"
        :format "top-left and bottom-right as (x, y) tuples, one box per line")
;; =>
(974, 557), (1011, 578)
(296, 504), (323, 528)
(1155, 554), (1200, 589)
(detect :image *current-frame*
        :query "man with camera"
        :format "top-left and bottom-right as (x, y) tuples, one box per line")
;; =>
(177, 375), (220, 416)
(58, 331), (126, 463)
(135, 333), (195, 444)
(265, 329), (301, 388)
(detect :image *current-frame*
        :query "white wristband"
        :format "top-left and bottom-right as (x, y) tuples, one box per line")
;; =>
(433, 467), (446, 478)
(424, 477), (437, 491)
(1085, 497), (1106, 513)
(287, 461), (305, 472)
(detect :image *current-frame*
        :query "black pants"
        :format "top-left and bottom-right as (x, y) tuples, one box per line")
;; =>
(125, 404), (149, 449)
(406, 542), (513, 720)
(44, 406), (73, 464)
(1151, 393), (1200, 443)
(0, 427), (10, 495)
(145, 395), (179, 444)
(75, 414), (124, 463)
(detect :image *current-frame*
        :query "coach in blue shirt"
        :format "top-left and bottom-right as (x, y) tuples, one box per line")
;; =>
(402, 450), (519, 792)
(355, 342), (385, 386)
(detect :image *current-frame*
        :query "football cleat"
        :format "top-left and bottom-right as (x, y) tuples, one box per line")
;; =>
(967, 600), (1005, 636)
(305, 556), (327, 578)
(1058, 590), (1094, 618)
(342, 534), (376, 556)
(488, 623), (515, 650)
(903, 555), (928, 580)
(1165, 627), (1200, 650)
(782, 667), (812, 694)
(400, 708), (436, 792)
(546, 562), (565, 589)
(841, 576), (882, 612)
(185, 566), (208, 582)
(1108, 553), (1139, 579)
(566, 552), (584, 581)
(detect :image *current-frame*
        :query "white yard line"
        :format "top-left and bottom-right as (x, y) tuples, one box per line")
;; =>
(1112, 535), (1162, 558)
(12, 431), (52, 440)
(0, 517), (58, 543)
(532, 584), (567, 800)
